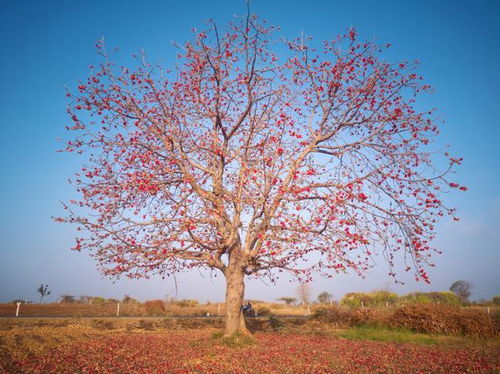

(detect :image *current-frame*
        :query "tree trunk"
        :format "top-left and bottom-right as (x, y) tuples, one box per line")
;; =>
(223, 254), (249, 337)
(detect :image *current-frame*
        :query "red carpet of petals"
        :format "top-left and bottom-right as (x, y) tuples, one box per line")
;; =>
(5, 331), (499, 374)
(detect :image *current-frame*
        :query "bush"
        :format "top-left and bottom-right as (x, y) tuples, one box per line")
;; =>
(341, 291), (398, 308)
(59, 295), (76, 304)
(144, 300), (165, 316)
(313, 306), (352, 326)
(138, 319), (156, 330)
(90, 319), (116, 330)
(350, 308), (389, 327)
(268, 316), (283, 331)
(256, 307), (271, 316)
(173, 299), (198, 308)
(388, 304), (495, 337)
(89, 297), (106, 305)
(122, 295), (140, 304)
(401, 291), (461, 306)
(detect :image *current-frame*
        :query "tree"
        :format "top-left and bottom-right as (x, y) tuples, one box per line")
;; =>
(59, 294), (75, 303)
(296, 283), (312, 305)
(277, 297), (297, 305)
(317, 291), (333, 304)
(122, 294), (140, 304)
(37, 284), (51, 303)
(58, 13), (463, 337)
(450, 280), (473, 303)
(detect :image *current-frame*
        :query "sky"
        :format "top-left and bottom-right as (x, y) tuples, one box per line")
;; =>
(0, 0), (499, 304)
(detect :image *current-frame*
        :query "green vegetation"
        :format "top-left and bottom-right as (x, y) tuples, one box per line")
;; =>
(337, 326), (475, 345)
(340, 290), (461, 307)
(341, 290), (399, 307)
(210, 331), (256, 348)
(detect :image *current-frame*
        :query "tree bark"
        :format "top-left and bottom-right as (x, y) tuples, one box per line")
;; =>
(223, 251), (249, 337)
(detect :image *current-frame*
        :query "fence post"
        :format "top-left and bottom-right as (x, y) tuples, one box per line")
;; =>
(218, 303), (221, 316)
(117, 302), (120, 317)
(307, 303), (311, 316)
(15, 302), (21, 317)
(487, 307), (490, 316)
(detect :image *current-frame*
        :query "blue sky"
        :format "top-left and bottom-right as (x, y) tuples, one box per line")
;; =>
(0, 0), (498, 303)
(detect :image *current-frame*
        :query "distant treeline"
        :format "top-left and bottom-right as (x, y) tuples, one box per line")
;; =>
(10, 292), (499, 307)
(340, 291), (500, 307)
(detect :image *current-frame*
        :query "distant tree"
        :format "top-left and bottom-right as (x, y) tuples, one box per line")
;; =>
(449, 280), (473, 303)
(60, 295), (75, 303)
(122, 294), (140, 304)
(277, 297), (297, 305)
(492, 296), (500, 306)
(317, 291), (333, 304)
(79, 295), (92, 304)
(90, 296), (106, 305)
(296, 284), (312, 305)
(37, 284), (51, 303)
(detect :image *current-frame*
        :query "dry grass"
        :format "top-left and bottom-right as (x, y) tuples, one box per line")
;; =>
(0, 301), (315, 318)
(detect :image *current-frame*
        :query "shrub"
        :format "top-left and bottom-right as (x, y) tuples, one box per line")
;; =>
(388, 304), (495, 337)
(122, 295), (140, 304)
(256, 307), (271, 316)
(90, 319), (116, 330)
(173, 299), (198, 308)
(144, 300), (165, 316)
(350, 308), (389, 327)
(89, 297), (106, 305)
(341, 291), (398, 308)
(268, 316), (283, 331)
(401, 291), (460, 306)
(138, 319), (156, 330)
(313, 306), (352, 326)
(341, 292), (370, 308)
(59, 295), (76, 304)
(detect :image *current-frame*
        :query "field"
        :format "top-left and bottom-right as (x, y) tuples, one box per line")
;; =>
(1, 316), (498, 374)
(0, 301), (311, 318)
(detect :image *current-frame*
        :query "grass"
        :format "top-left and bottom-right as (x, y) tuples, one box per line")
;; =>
(210, 330), (257, 348)
(336, 325), (497, 346)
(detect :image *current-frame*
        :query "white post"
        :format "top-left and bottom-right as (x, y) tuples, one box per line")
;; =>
(487, 307), (490, 315)
(386, 301), (388, 307)
(218, 303), (221, 316)
(330, 300), (333, 306)
(116, 302), (120, 317)
(307, 303), (311, 316)
(15, 302), (21, 317)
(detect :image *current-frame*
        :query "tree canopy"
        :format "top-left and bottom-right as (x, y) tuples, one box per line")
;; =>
(58, 13), (463, 335)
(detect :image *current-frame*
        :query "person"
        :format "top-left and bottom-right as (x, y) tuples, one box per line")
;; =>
(241, 302), (254, 316)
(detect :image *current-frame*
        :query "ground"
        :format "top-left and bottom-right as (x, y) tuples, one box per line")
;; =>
(0, 318), (498, 373)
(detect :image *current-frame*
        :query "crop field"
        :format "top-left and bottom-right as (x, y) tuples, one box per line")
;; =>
(1, 317), (498, 374)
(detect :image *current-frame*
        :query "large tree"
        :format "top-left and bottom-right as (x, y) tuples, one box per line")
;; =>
(59, 14), (464, 336)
